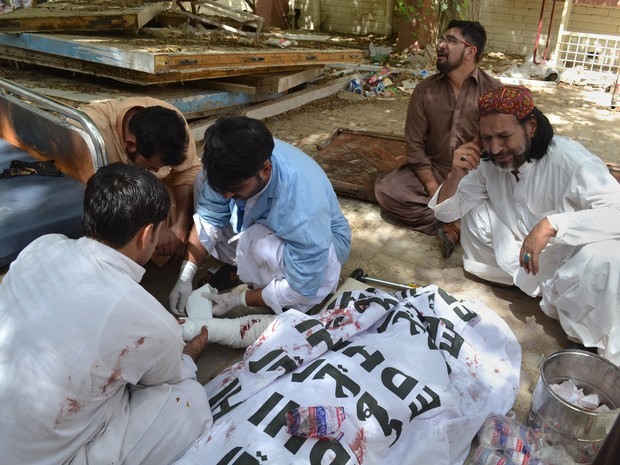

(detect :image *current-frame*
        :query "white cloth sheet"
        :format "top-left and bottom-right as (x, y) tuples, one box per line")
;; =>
(174, 285), (521, 465)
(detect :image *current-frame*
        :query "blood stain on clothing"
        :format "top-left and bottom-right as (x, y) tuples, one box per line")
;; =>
(320, 306), (362, 330)
(319, 306), (348, 324)
(102, 367), (122, 394)
(349, 427), (367, 464)
(465, 353), (480, 369)
(224, 424), (237, 446)
(54, 397), (83, 428)
(101, 341), (142, 394)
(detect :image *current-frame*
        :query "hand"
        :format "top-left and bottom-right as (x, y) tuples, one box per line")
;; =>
(520, 218), (557, 275)
(453, 141), (483, 173)
(182, 325), (209, 362)
(414, 169), (440, 198)
(424, 180), (440, 198)
(155, 224), (185, 261)
(202, 289), (247, 316)
(169, 260), (198, 317)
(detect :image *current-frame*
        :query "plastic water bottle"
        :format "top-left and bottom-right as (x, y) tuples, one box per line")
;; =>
(478, 416), (535, 455)
(504, 448), (546, 465)
(472, 445), (517, 465)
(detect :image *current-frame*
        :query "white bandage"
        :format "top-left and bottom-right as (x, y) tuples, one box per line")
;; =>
(180, 314), (276, 348)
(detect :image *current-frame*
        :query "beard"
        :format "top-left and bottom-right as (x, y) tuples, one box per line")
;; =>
(436, 48), (465, 74)
(491, 130), (531, 172)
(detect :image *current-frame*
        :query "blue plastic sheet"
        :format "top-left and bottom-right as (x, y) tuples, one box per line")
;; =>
(0, 139), (84, 267)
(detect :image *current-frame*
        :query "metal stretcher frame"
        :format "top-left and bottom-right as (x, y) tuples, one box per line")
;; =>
(0, 77), (107, 182)
(0, 78), (108, 267)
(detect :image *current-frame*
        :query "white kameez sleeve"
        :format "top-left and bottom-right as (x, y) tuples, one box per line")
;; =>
(430, 169), (489, 222)
(547, 162), (620, 246)
(193, 213), (223, 255)
(429, 188), (466, 223)
(548, 208), (620, 245)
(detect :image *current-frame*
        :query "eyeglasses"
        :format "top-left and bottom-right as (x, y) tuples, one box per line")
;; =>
(439, 35), (475, 48)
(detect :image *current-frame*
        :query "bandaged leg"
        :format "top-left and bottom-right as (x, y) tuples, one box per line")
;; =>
(181, 314), (276, 348)
(183, 283), (274, 348)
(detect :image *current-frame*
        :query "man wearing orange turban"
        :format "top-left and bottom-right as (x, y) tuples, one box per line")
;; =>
(430, 85), (620, 364)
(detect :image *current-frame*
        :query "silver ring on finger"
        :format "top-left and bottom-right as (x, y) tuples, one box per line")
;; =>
(460, 155), (467, 161)
(524, 252), (532, 263)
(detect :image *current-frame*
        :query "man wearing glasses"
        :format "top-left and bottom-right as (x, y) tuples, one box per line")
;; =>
(375, 20), (501, 258)
(169, 116), (351, 319)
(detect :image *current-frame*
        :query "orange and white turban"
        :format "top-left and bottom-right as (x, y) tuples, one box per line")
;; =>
(478, 85), (535, 120)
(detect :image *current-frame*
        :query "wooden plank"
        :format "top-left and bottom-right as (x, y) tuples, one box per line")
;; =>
(0, 2), (165, 34)
(189, 74), (358, 141)
(24, 86), (268, 120)
(224, 67), (324, 94)
(172, 0), (263, 42)
(206, 67), (323, 95)
(245, 75), (355, 120)
(0, 32), (364, 77)
(156, 51), (363, 73)
(0, 33), (157, 73)
(0, 44), (340, 85)
(202, 81), (258, 95)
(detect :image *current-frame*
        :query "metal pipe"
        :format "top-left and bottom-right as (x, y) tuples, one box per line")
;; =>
(350, 268), (419, 291)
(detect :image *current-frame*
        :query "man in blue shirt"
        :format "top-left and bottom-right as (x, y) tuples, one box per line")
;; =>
(169, 116), (351, 317)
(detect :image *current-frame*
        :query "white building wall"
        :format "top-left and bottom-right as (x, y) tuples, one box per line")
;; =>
(480, 0), (620, 57)
(315, 0), (388, 35)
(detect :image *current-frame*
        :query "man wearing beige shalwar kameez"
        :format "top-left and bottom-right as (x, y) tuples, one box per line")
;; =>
(82, 97), (201, 262)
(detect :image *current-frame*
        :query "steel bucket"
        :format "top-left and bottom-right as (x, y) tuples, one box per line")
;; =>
(527, 350), (620, 464)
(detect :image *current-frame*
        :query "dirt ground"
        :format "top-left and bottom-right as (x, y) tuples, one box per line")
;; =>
(265, 78), (620, 165)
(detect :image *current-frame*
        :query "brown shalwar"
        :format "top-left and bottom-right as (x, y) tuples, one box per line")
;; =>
(375, 68), (500, 234)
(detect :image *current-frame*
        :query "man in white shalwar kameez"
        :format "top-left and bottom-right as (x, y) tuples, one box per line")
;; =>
(0, 163), (213, 464)
(429, 85), (620, 364)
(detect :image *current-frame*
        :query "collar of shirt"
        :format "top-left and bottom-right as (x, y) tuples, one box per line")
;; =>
(516, 159), (535, 181)
(81, 237), (146, 283)
(245, 170), (273, 212)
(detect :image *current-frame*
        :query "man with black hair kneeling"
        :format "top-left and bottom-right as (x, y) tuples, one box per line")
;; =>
(169, 116), (351, 333)
(81, 98), (201, 262)
(0, 163), (212, 464)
